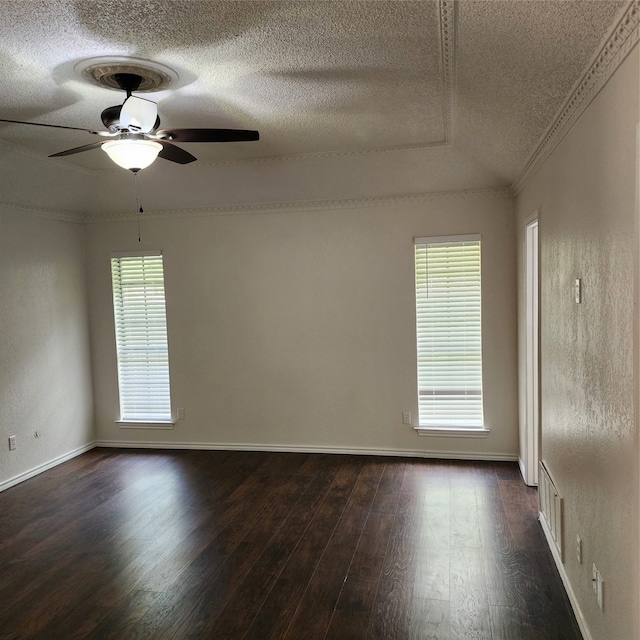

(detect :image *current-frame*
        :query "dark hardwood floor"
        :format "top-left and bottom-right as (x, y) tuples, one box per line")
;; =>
(0, 449), (582, 640)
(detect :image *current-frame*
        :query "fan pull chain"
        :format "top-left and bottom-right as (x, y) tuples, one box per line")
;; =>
(134, 172), (144, 242)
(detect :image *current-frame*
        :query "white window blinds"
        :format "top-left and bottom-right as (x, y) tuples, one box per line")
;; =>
(414, 235), (483, 428)
(111, 252), (172, 422)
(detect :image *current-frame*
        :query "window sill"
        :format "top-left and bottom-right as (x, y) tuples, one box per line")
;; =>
(116, 421), (175, 430)
(414, 427), (489, 438)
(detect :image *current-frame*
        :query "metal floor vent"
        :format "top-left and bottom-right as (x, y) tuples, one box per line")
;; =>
(539, 461), (563, 561)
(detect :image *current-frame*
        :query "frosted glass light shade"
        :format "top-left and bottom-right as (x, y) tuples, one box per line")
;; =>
(102, 139), (162, 171)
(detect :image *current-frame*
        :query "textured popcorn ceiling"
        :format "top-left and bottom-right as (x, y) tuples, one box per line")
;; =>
(0, 0), (627, 181)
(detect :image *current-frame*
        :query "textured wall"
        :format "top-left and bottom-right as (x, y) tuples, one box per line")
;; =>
(84, 195), (518, 458)
(0, 207), (94, 488)
(516, 47), (639, 640)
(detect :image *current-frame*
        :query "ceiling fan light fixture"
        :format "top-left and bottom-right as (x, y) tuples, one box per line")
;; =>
(102, 139), (162, 171)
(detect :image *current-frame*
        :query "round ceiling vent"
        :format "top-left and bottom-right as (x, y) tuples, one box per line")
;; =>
(75, 56), (179, 92)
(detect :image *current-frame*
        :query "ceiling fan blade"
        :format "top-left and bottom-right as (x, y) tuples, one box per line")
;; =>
(49, 140), (105, 158)
(120, 96), (158, 133)
(155, 128), (260, 143)
(157, 141), (197, 164)
(0, 118), (105, 135)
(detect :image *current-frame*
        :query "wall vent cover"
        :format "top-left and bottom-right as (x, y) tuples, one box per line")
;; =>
(539, 461), (563, 561)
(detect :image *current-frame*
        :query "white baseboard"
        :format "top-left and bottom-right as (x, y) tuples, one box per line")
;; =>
(518, 456), (527, 482)
(0, 441), (97, 493)
(539, 512), (591, 640)
(95, 439), (518, 462)
(518, 456), (539, 487)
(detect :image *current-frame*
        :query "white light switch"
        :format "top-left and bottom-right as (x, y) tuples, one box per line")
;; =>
(574, 278), (582, 304)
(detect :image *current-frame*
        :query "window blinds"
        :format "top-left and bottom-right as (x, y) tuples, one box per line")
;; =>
(414, 235), (483, 428)
(111, 253), (172, 422)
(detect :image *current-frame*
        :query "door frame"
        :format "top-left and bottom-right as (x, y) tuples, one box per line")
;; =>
(523, 213), (540, 486)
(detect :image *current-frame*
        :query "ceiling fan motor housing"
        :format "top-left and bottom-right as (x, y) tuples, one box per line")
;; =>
(101, 104), (161, 133)
(101, 105), (123, 132)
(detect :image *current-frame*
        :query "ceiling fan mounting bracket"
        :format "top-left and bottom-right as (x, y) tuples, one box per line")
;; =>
(115, 73), (143, 97)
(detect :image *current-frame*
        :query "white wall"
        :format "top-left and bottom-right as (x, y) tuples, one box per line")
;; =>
(84, 194), (518, 459)
(516, 46), (639, 640)
(0, 142), (93, 214)
(0, 206), (94, 489)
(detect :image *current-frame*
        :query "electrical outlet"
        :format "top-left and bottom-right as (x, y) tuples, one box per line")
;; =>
(402, 411), (411, 425)
(8, 435), (16, 451)
(576, 535), (582, 564)
(177, 408), (185, 420)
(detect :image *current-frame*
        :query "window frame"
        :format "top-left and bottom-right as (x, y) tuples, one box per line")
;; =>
(110, 250), (174, 427)
(413, 234), (488, 437)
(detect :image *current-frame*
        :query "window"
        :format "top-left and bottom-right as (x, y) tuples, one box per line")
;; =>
(111, 251), (172, 422)
(414, 235), (484, 430)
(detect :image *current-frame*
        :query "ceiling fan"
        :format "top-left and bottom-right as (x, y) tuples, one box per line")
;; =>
(0, 73), (259, 172)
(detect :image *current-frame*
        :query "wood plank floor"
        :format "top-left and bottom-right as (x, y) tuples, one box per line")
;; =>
(0, 450), (582, 640)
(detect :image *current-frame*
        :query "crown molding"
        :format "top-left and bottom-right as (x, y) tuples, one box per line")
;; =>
(84, 186), (513, 222)
(512, 0), (639, 195)
(0, 199), (84, 223)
